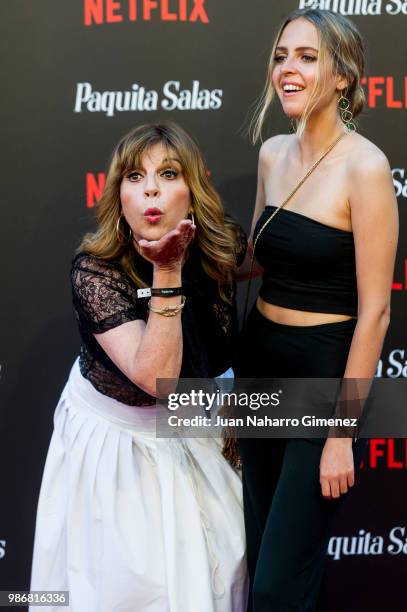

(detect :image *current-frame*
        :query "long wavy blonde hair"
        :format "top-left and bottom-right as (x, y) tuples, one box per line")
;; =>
(80, 122), (240, 302)
(251, 8), (365, 143)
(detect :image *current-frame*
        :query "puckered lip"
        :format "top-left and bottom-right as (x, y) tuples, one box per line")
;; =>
(144, 207), (163, 216)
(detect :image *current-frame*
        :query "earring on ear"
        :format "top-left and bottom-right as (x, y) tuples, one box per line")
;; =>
(116, 214), (132, 245)
(189, 210), (195, 226)
(338, 92), (356, 132)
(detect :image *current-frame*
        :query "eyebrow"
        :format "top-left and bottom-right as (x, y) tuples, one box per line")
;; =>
(130, 157), (182, 171)
(161, 157), (182, 165)
(275, 46), (318, 53)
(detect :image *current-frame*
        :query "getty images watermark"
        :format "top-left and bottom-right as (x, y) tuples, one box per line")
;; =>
(166, 388), (358, 431)
(155, 376), (407, 439)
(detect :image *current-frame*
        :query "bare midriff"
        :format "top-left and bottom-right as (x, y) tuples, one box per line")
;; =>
(256, 296), (356, 326)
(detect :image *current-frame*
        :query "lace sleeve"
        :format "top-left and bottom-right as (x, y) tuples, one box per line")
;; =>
(225, 215), (248, 267)
(235, 223), (248, 267)
(71, 253), (143, 334)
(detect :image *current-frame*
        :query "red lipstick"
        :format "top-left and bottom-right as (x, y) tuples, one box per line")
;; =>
(144, 207), (163, 224)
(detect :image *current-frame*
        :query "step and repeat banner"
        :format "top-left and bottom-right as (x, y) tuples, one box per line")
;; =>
(1, 1), (406, 610)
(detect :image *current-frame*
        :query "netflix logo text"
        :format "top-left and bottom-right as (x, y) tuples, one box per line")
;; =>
(361, 76), (407, 109)
(364, 439), (407, 469)
(86, 173), (106, 208)
(84, 0), (209, 26)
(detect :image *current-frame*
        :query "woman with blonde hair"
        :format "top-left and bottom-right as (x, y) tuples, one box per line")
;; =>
(30, 122), (248, 611)
(236, 8), (398, 611)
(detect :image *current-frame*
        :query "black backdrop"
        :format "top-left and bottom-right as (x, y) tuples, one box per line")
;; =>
(1, 2), (406, 610)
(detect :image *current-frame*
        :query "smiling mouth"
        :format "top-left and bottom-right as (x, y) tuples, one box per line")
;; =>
(144, 208), (163, 224)
(282, 84), (305, 95)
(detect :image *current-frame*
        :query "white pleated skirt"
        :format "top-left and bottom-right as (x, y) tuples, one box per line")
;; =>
(30, 358), (248, 612)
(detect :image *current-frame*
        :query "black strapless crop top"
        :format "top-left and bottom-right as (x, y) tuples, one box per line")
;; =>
(254, 205), (358, 316)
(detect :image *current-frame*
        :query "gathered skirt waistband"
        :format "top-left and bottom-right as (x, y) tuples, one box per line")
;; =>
(64, 357), (165, 435)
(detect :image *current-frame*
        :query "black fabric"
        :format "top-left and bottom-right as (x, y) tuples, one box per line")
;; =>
(237, 306), (367, 612)
(71, 225), (247, 406)
(254, 206), (358, 316)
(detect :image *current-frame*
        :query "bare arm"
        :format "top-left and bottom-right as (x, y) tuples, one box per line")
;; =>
(341, 152), (398, 378)
(320, 150), (399, 499)
(95, 220), (195, 398)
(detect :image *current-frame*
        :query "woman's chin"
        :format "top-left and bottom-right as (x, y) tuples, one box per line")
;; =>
(284, 108), (302, 120)
(134, 224), (168, 244)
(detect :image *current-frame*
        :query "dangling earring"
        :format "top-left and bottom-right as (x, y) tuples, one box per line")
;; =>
(189, 210), (195, 226)
(338, 93), (356, 132)
(116, 214), (132, 245)
(289, 118), (297, 134)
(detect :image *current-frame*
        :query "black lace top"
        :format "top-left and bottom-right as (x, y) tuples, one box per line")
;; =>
(71, 228), (247, 406)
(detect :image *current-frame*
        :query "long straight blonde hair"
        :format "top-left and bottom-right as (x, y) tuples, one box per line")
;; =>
(80, 122), (240, 302)
(251, 8), (365, 143)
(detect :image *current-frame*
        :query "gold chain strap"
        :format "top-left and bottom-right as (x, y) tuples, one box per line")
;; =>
(243, 132), (346, 322)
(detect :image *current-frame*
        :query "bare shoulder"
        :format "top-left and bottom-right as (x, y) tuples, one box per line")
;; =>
(344, 133), (397, 224)
(259, 134), (292, 163)
(345, 133), (391, 179)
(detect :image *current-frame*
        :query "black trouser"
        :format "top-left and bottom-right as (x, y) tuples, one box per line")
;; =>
(236, 306), (367, 612)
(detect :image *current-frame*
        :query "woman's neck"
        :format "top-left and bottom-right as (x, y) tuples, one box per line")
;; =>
(295, 108), (346, 166)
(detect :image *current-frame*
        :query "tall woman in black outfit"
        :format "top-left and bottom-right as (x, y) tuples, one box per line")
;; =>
(237, 9), (398, 611)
